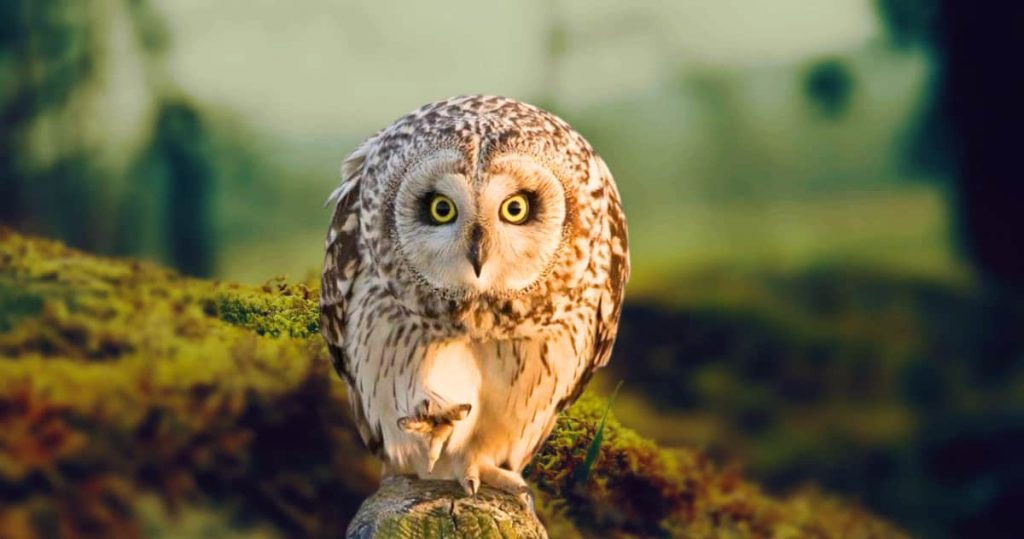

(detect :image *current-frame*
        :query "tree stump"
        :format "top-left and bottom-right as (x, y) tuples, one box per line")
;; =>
(346, 477), (547, 539)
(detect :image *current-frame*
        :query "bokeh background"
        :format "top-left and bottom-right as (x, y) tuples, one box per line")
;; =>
(2, 1), (1022, 537)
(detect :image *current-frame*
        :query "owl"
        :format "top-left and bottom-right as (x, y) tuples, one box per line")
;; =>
(320, 95), (629, 501)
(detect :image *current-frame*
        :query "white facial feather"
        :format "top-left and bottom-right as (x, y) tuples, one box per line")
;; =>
(476, 158), (566, 292)
(393, 153), (566, 296)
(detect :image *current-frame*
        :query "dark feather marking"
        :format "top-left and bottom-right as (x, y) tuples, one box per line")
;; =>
(540, 341), (552, 376)
(510, 341), (525, 385)
(400, 345), (417, 377)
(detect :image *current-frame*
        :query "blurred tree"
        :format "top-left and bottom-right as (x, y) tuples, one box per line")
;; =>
(876, 0), (936, 48)
(937, 2), (1024, 292)
(0, 0), (216, 276)
(877, 2), (1024, 536)
(876, 0), (1024, 291)
(148, 102), (215, 277)
(804, 58), (855, 119)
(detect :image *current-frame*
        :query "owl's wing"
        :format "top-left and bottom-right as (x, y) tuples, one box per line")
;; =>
(559, 155), (631, 412)
(591, 156), (630, 370)
(320, 142), (383, 456)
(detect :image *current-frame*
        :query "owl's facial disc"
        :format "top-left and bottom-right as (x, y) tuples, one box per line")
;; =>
(393, 155), (566, 297)
(473, 157), (566, 293)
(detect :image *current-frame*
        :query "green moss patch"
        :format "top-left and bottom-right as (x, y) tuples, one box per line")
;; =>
(0, 229), (908, 538)
(528, 393), (907, 538)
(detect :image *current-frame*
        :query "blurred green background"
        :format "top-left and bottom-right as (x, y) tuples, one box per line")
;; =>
(2, 1), (1022, 537)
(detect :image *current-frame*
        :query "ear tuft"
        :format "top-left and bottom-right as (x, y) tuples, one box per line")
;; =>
(325, 137), (375, 208)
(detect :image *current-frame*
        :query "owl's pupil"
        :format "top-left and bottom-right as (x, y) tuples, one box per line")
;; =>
(436, 200), (451, 216)
(507, 201), (522, 216)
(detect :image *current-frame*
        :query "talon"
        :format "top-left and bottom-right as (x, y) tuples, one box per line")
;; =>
(515, 486), (533, 509)
(450, 403), (471, 421)
(460, 475), (480, 496)
(426, 425), (452, 473)
(460, 461), (480, 497)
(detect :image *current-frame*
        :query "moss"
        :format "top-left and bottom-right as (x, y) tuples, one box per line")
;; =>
(347, 478), (546, 538)
(0, 228), (378, 538)
(0, 229), (908, 538)
(528, 393), (908, 538)
(608, 265), (1024, 536)
(202, 280), (320, 339)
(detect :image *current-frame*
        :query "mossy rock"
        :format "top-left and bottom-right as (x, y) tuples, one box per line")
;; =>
(0, 228), (910, 538)
(347, 477), (545, 539)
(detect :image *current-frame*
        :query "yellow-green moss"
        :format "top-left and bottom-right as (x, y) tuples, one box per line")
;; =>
(0, 228), (378, 538)
(528, 393), (907, 538)
(201, 279), (320, 339)
(0, 229), (909, 538)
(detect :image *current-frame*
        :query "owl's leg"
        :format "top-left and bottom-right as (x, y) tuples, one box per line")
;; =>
(397, 398), (471, 473)
(455, 454), (531, 503)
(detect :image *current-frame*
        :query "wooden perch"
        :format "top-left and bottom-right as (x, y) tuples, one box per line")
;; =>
(347, 477), (547, 539)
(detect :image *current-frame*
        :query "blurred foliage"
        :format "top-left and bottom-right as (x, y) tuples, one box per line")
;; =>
(804, 59), (855, 119)
(0, 229), (378, 538)
(528, 393), (906, 538)
(875, 0), (1024, 289)
(0, 0), (217, 275)
(202, 284), (320, 340)
(874, 0), (937, 48)
(0, 230), (908, 538)
(3, 2), (1020, 538)
(608, 267), (1024, 537)
(873, 0), (951, 183)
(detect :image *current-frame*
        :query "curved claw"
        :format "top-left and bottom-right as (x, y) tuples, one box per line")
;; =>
(515, 486), (534, 509)
(460, 461), (480, 497)
(460, 474), (480, 497)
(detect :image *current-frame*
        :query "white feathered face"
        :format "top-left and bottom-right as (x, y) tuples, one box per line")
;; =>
(393, 154), (567, 297)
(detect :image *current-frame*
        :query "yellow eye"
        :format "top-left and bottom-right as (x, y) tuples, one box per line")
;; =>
(428, 194), (457, 224)
(500, 194), (530, 224)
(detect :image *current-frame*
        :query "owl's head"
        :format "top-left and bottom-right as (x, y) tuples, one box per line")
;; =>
(391, 151), (568, 297)
(332, 96), (609, 304)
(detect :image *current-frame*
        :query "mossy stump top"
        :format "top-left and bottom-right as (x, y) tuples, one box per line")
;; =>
(347, 477), (546, 539)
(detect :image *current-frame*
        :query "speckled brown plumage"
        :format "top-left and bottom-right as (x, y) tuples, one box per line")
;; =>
(320, 95), (629, 498)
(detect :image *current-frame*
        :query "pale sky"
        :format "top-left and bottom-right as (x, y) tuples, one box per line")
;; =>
(155, 0), (879, 137)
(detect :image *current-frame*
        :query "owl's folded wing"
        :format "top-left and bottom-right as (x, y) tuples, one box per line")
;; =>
(591, 156), (630, 372)
(320, 145), (384, 456)
(557, 155), (631, 414)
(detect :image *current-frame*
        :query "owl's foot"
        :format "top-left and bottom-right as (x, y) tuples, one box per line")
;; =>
(397, 399), (471, 473)
(478, 463), (533, 508)
(459, 462), (480, 496)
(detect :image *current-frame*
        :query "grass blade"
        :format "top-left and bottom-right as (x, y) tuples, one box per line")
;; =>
(573, 380), (623, 486)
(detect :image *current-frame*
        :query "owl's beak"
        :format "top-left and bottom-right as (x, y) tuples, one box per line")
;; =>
(468, 223), (486, 278)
